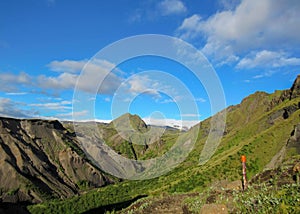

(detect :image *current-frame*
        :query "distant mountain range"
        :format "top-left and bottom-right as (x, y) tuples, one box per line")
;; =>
(1, 75), (300, 213)
(63, 116), (194, 131)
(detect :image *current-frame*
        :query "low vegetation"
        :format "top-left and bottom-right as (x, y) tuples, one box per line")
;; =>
(183, 156), (300, 213)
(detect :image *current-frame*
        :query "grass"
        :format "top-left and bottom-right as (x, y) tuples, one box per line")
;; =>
(232, 183), (300, 213)
(27, 89), (300, 213)
(28, 181), (144, 214)
(182, 183), (300, 214)
(7, 187), (19, 196)
(183, 156), (300, 213)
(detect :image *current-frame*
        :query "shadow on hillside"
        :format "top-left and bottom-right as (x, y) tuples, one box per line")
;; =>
(83, 195), (147, 214)
(0, 202), (31, 214)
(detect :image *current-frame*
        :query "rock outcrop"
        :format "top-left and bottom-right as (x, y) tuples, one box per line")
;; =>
(290, 75), (300, 99)
(287, 123), (300, 155)
(269, 75), (300, 109)
(0, 117), (113, 203)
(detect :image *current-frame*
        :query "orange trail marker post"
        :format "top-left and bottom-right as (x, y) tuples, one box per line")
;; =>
(241, 155), (247, 190)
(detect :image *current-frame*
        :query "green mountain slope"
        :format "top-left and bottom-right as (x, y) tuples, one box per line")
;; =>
(18, 76), (300, 212)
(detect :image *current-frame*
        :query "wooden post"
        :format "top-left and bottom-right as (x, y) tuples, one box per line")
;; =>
(241, 155), (247, 190)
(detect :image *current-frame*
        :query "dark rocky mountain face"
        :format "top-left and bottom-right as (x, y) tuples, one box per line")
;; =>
(0, 118), (114, 204)
(269, 75), (300, 109)
(290, 75), (300, 99)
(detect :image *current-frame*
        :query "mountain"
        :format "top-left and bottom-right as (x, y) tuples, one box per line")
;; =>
(109, 113), (148, 133)
(75, 113), (182, 161)
(61, 113), (182, 179)
(2, 76), (300, 213)
(0, 118), (114, 205)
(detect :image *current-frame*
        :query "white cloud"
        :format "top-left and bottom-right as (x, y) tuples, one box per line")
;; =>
(30, 100), (72, 110)
(178, 14), (202, 40)
(160, 98), (175, 104)
(0, 60), (123, 96)
(0, 71), (32, 92)
(195, 98), (206, 103)
(158, 0), (187, 16)
(252, 70), (277, 79)
(219, 0), (241, 10)
(181, 113), (201, 118)
(5, 92), (28, 96)
(113, 73), (191, 106)
(40, 59), (123, 95)
(128, 75), (160, 96)
(237, 50), (300, 69)
(253, 74), (264, 79)
(56, 110), (88, 118)
(129, 0), (187, 23)
(47, 59), (87, 73)
(38, 72), (78, 90)
(177, 0), (300, 65)
(128, 9), (143, 23)
(143, 117), (199, 129)
(0, 98), (38, 118)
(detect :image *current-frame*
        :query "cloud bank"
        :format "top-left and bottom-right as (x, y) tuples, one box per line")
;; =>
(177, 0), (300, 67)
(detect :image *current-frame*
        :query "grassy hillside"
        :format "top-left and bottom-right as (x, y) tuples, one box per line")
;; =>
(27, 76), (300, 213)
(181, 155), (300, 214)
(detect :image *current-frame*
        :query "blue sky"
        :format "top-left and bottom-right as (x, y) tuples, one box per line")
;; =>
(0, 0), (300, 127)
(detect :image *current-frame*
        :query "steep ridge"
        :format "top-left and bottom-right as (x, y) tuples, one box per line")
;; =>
(0, 118), (114, 204)
(185, 75), (300, 180)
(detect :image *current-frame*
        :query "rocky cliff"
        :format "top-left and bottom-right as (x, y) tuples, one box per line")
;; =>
(0, 118), (113, 204)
